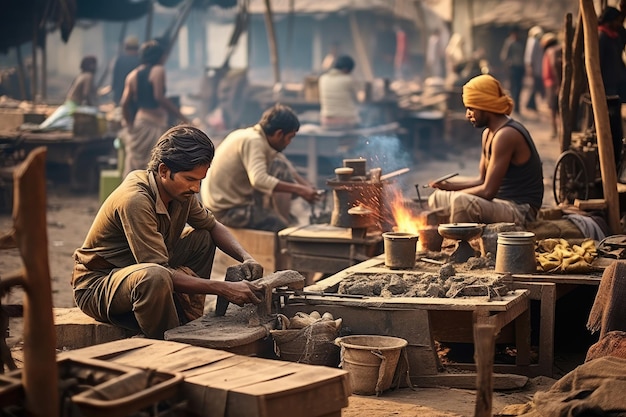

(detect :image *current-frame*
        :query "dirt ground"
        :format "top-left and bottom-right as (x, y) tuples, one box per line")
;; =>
(0, 102), (570, 416)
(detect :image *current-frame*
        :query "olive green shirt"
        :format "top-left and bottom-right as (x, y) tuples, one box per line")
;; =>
(200, 124), (281, 214)
(73, 170), (216, 287)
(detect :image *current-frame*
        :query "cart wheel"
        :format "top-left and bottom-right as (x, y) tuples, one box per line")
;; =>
(553, 150), (589, 205)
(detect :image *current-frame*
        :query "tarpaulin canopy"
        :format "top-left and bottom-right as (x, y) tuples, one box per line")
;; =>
(0, 0), (236, 54)
(0, 0), (152, 54)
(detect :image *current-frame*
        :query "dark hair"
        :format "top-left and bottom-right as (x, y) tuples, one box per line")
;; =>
(333, 55), (355, 72)
(599, 6), (621, 25)
(80, 56), (97, 72)
(258, 104), (300, 136)
(147, 125), (215, 173)
(140, 40), (165, 65)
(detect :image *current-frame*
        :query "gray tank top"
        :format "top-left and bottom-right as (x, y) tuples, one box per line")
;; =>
(490, 119), (544, 209)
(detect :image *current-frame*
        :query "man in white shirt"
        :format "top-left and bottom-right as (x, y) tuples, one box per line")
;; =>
(201, 104), (319, 232)
(318, 55), (361, 129)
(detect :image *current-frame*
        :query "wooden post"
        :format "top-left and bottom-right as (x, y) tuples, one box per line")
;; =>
(580, 0), (622, 234)
(15, 45), (27, 100)
(473, 324), (496, 417)
(569, 12), (586, 143)
(30, 14), (38, 108)
(41, 36), (47, 100)
(14, 148), (59, 417)
(263, 0), (281, 84)
(559, 14), (574, 152)
(348, 12), (374, 81)
(144, 1), (153, 42)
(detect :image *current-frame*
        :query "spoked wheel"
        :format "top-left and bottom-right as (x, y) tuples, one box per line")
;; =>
(553, 150), (589, 205)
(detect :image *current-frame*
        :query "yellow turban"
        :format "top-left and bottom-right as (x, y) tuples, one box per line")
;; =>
(462, 75), (514, 115)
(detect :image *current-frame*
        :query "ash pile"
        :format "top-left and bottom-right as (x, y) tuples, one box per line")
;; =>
(337, 262), (511, 300)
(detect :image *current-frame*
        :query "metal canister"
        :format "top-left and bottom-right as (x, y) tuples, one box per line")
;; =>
(495, 231), (537, 274)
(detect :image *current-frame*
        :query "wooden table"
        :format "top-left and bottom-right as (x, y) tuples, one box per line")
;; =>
(508, 271), (602, 377)
(285, 122), (399, 186)
(281, 256), (532, 389)
(0, 129), (115, 191)
(278, 224), (383, 276)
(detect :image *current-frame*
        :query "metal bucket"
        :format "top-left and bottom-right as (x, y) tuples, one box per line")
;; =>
(334, 335), (408, 396)
(383, 232), (418, 269)
(495, 231), (537, 274)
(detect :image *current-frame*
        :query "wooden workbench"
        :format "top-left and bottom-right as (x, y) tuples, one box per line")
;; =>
(0, 129), (115, 191)
(278, 224), (383, 275)
(281, 255), (532, 389)
(284, 122), (399, 186)
(508, 271), (602, 377)
(299, 254), (604, 379)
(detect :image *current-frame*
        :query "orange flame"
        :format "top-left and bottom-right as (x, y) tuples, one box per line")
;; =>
(389, 188), (426, 235)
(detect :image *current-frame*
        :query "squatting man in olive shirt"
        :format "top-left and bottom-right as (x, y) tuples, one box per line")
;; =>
(72, 125), (264, 339)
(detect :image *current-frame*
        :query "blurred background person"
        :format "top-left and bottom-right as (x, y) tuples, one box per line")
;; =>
(524, 26), (545, 114)
(201, 104), (319, 232)
(120, 39), (189, 177)
(111, 36), (140, 106)
(499, 28), (525, 115)
(39, 55), (98, 130)
(66, 56), (98, 107)
(318, 55), (360, 129)
(425, 28), (445, 79)
(541, 32), (562, 139)
(321, 41), (340, 72)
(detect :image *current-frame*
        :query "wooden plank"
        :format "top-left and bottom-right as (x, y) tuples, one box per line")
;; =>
(411, 373), (528, 390)
(181, 355), (252, 378)
(279, 224), (381, 243)
(155, 346), (235, 373)
(511, 273), (602, 285)
(289, 254), (356, 274)
(474, 324), (496, 417)
(186, 357), (293, 387)
(287, 291), (528, 311)
(574, 198), (606, 210)
(227, 368), (350, 417)
(59, 338), (157, 361)
(511, 281), (557, 377)
(106, 340), (190, 367)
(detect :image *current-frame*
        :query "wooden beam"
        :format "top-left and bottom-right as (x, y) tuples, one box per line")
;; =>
(348, 12), (374, 81)
(580, 0), (621, 234)
(473, 324), (496, 417)
(263, 0), (281, 84)
(568, 11), (586, 145)
(559, 13), (574, 152)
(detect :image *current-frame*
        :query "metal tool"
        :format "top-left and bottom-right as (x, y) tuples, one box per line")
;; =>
(414, 184), (424, 209)
(419, 257), (445, 265)
(380, 167), (410, 181)
(309, 189), (330, 224)
(216, 270), (305, 317)
(422, 172), (459, 188)
(275, 289), (366, 299)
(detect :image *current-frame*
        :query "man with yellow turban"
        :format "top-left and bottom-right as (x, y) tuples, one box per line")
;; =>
(428, 74), (543, 225)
